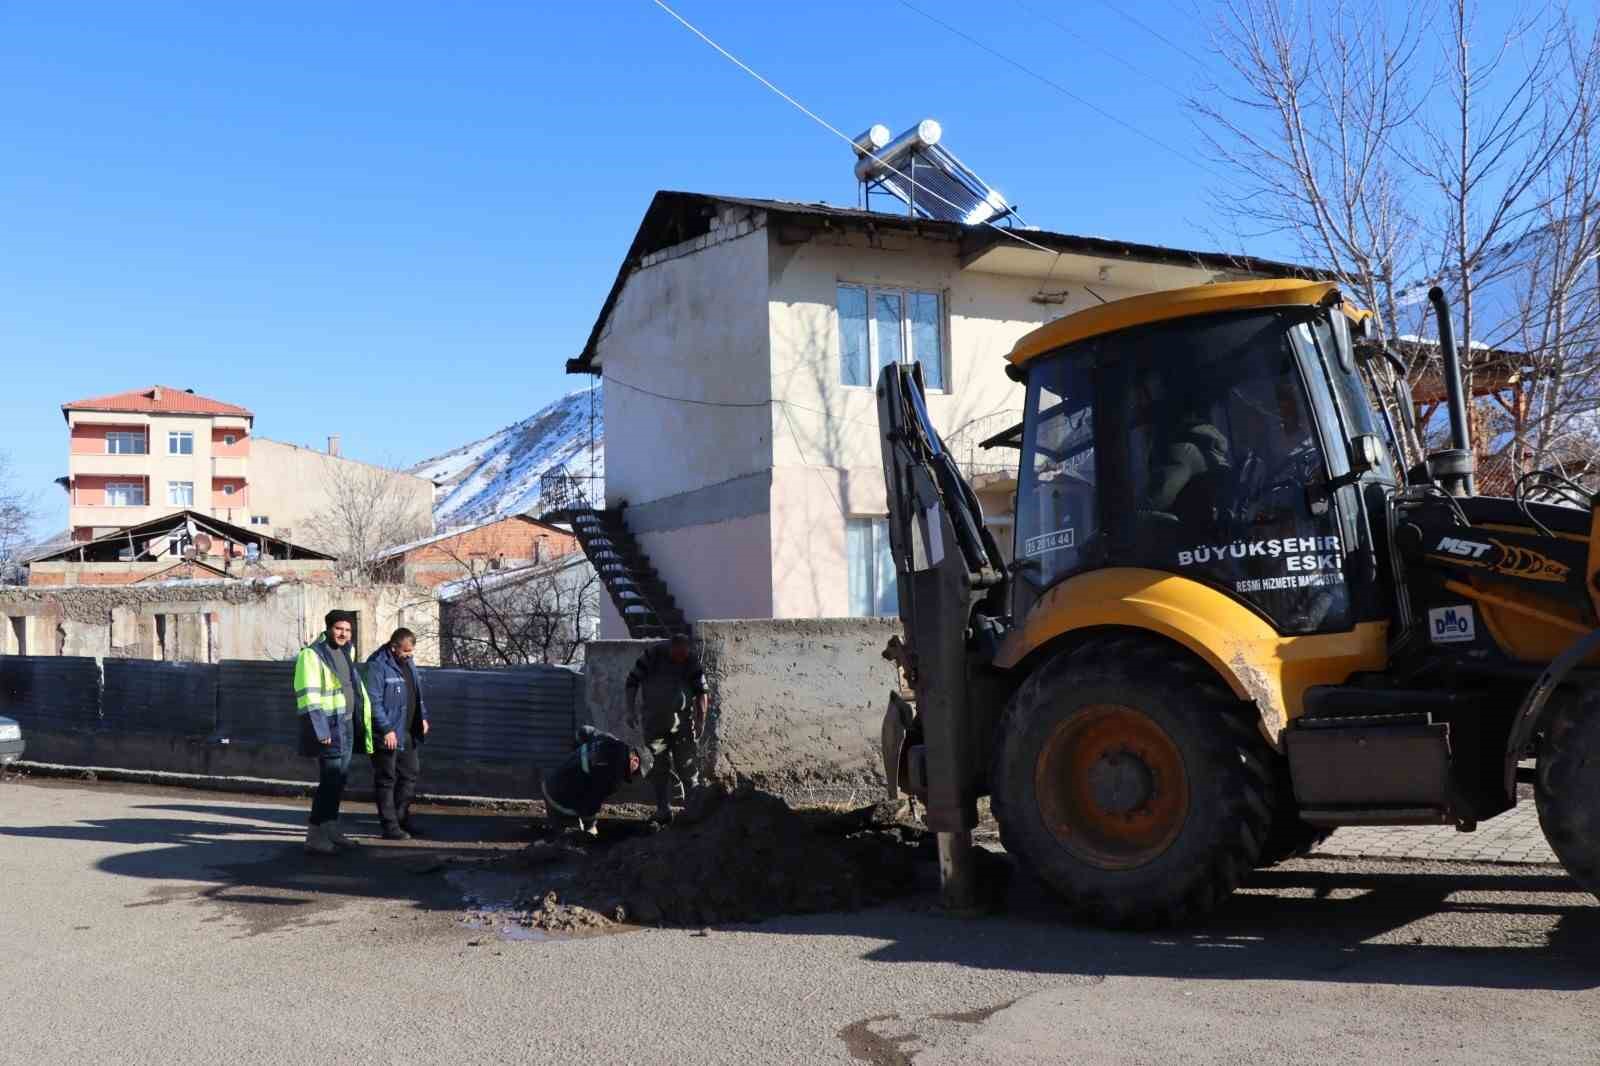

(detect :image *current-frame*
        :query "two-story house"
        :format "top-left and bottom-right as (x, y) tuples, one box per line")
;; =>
(567, 191), (1315, 638)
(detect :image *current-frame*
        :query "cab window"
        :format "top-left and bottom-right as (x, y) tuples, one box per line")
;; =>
(1119, 311), (1351, 634)
(1015, 354), (1098, 598)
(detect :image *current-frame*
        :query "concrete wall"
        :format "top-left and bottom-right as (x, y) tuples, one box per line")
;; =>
(249, 438), (435, 552)
(584, 620), (903, 804)
(696, 617), (902, 803)
(0, 581), (440, 665)
(392, 517), (579, 588)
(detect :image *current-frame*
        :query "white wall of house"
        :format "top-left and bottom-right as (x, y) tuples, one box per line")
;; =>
(596, 208), (776, 635)
(591, 200), (1243, 635)
(764, 228), (1141, 618)
(249, 438), (435, 553)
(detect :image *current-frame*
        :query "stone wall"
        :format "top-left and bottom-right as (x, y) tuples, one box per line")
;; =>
(0, 580), (440, 664)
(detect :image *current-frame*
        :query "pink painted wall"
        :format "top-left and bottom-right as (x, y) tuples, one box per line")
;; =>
(211, 478), (248, 507)
(212, 428), (250, 456)
(70, 423), (147, 454)
(73, 474), (147, 507)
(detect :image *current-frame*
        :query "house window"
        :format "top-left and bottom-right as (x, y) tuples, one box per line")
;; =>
(222, 484), (236, 496)
(222, 434), (237, 446)
(168, 481), (194, 506)
(838, 284), (946, 391)
(250, 515), (270, 525)
(846, 517), (898, 617)
(105, 482), (145, 507)
(168, 431), (194, 455)
(106, 431), (146, 455)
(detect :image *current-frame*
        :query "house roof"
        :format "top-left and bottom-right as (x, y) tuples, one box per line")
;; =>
(61, 386), (253, 421)
(567, 190), (1326, 373)
(374, 513), (567, 562)
(34, 509), (334, 563)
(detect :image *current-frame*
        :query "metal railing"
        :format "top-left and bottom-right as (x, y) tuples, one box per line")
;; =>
(943, 410), (1023, 481)
(539, 470), (604, 514)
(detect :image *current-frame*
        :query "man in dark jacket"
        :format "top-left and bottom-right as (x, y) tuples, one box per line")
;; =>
(541, 726), (642, 835)
(625, 633), (708, 826)
(363, 628), (430, 840)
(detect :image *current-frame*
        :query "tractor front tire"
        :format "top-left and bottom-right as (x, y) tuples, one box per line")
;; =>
(1258, 755), (1332, 866)
(1535, 688), (1600, 899)
(990, 635), (1273, 928)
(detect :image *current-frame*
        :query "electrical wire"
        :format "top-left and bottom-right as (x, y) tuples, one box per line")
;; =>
(649, 0), (1064, 266)
(1091, 0), (1214, 70)
(893, 0), (1224, 180)
(1011, 0), (1192, 101)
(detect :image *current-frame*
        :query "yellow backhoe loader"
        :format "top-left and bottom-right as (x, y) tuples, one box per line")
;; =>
(878, 279), (1600, 927)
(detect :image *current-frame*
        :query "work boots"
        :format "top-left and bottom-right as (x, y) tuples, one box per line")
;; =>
(324, 821), (362, 849)
(304, 823), (338, 856)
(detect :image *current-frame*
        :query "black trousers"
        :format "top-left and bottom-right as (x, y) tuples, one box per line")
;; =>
(370, 746), (420, 829)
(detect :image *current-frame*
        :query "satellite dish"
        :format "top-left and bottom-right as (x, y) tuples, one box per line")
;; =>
(245, 543), (261, 562)
(193, 533), (214, 554)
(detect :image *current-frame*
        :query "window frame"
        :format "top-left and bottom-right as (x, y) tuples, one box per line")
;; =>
(837, 282), (950, 392)
(250, 515), (270, 525)
(167, 480), (195, 507)
(846, 515), (899, 618)
(105, 430), (147, 455)
(168, 431), (194, 456)
(104, 481), (146, 507)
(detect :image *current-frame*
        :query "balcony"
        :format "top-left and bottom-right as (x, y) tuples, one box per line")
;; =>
(69, 452), (152, 477)
(211, 455), (247, 479)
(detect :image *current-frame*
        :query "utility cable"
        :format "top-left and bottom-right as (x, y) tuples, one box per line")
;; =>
(1091, 0), (1214, 70)
(649, 0), (1064, 267)
(1011, 0), (1192, 101)
(894, 0), (1223, 180)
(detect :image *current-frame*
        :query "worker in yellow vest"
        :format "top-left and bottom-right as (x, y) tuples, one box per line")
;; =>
(292, 609), (375, 855)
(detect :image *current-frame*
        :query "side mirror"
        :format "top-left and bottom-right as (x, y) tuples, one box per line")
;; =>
(1328, 308), (1355, 373)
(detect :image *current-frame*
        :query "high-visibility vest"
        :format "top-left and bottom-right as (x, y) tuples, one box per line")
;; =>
(293, 636), (375, 754)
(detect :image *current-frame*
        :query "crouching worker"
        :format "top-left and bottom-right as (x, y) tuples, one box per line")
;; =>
(541, 726), (642, 837)
(293, 609), (375, 855)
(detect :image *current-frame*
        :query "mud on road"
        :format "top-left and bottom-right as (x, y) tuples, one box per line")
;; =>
(457, 782), (949, 935)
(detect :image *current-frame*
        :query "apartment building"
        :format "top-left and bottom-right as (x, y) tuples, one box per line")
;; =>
(62, 385), (255, 541)
(61, 385), (437, 552)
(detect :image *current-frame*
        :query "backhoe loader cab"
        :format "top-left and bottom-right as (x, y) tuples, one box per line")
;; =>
(878, 278), (1600, 927)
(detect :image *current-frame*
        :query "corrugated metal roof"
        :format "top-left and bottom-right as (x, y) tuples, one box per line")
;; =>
(62, 385), (254, 420)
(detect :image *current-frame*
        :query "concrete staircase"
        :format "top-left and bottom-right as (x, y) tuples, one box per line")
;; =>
(563, 508), (687, 639)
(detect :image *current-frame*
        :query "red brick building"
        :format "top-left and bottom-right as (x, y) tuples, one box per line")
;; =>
(374, 515), (578, 588)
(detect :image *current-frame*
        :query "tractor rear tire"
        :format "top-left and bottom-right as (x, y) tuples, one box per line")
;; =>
(1534, 687), (1600, 899)
(990, 634), (1273, 928)
(1258, 755), (1332, 866)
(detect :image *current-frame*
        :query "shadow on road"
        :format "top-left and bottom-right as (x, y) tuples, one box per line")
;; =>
(799, 859), (1600, 992)
(0, 796), (545, 935)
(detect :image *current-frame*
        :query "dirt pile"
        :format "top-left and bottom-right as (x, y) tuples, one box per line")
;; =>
(506, 783), (932, 931)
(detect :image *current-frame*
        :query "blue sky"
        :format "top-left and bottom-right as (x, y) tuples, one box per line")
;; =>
(0, 0), (1557, 533)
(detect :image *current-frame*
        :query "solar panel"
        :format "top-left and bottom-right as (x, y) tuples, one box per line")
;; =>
(852, 119), (1017, 226)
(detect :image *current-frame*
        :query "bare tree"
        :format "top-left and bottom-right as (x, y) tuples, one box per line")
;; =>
(302, 458), (433, 581)
(439, 553), (600, 667)
(0, 452), (40, 582)
(1193, 0), (1426, 339)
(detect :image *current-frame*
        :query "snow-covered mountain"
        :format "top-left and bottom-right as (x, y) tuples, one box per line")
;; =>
(411, 387), (603, 526)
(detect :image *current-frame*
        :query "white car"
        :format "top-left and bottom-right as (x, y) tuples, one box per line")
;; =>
(0, 716), (24, 767)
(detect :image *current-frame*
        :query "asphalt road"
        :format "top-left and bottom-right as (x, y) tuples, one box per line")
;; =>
(1, 777), (1596, 1065)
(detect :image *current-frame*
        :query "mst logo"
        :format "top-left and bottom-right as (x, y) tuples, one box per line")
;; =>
(1435, 536), (1493, 559)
